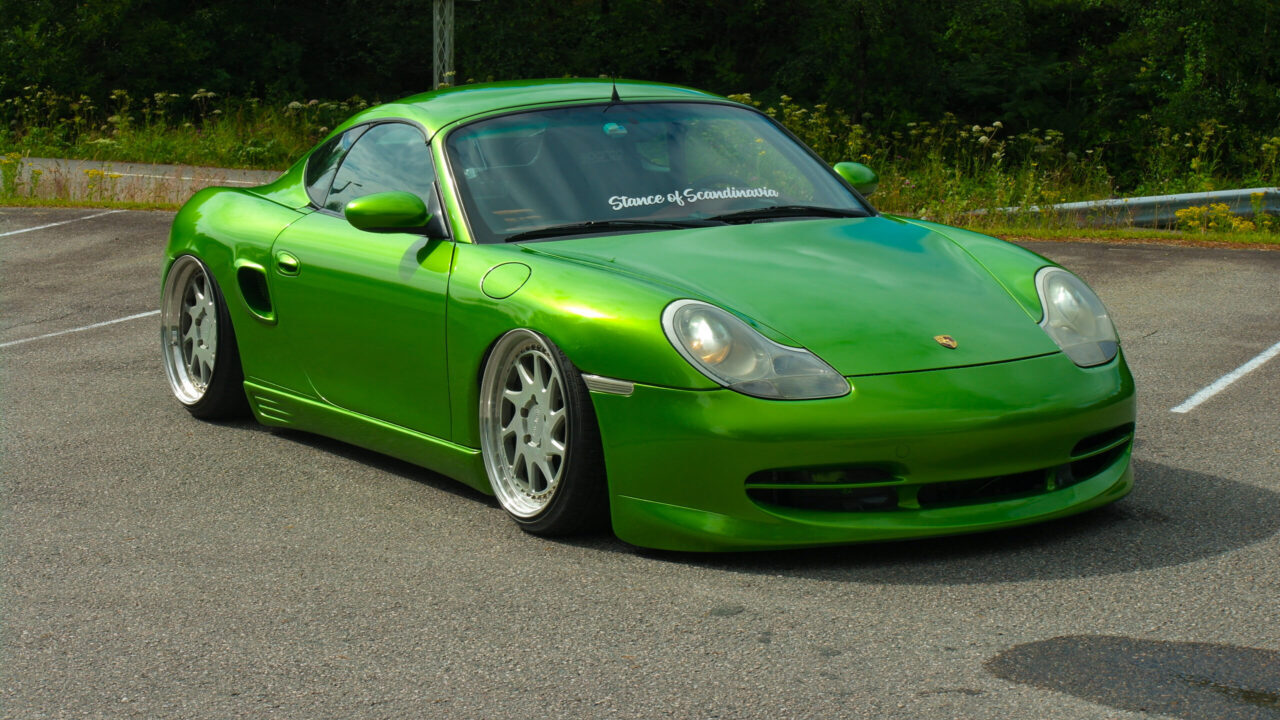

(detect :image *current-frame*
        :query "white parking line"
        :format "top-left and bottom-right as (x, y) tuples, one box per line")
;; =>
(0, 210), (124, 238)
(0, 310), (159, 349)
(1171, 340), (1280, 413)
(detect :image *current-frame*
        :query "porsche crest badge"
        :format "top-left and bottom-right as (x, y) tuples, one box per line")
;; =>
(934, 334), (958, 349)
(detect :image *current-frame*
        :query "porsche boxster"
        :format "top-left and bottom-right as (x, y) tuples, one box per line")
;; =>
(161, 79), (1135, 551)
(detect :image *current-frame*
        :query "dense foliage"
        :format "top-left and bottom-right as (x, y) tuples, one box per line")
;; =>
(1, 0), (1276, 194)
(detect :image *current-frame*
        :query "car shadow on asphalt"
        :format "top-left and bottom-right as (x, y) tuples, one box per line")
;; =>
(261, 425), (500, 507)
(235, 426), (1278, 584)
(602, 459), (1280, 584)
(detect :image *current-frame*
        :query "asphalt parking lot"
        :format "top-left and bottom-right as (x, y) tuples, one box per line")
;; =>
(2, 206), (1278, 719)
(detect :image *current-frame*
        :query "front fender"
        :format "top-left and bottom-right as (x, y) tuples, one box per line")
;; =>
(445, 242), (715, 447)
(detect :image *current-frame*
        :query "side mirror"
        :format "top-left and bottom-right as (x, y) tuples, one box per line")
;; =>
(344, 191), (432, 233)
(833, 162), (879, 197)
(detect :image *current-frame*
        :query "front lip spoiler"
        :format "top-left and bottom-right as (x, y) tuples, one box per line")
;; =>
(612, 452), (1133, 552)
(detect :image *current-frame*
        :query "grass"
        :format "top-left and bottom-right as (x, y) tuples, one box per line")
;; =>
(2, 85), (1276, 244)
(0, 195), (181, 211)
(0, 153), (255, 207)
(981, 224), (1280, 247)
(0, 88), (363, 169)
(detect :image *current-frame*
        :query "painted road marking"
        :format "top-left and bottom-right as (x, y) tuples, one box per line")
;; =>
(1171, 339), (1280, 413)
(0, 310), (160, 349)
(0, 210), (124, 238)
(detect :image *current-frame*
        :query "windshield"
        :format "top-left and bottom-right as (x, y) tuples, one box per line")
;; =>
(444, 102), (869, 243)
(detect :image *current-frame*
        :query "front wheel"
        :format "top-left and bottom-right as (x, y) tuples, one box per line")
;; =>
(160, 255), (249, 419)
(479, 329), (607, 535)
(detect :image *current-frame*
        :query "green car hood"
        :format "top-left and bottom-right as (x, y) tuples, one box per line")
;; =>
(526, 216), (1059, 377)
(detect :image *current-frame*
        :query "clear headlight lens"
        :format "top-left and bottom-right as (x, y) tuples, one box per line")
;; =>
(662, 300), (849, 399)
(1035, 266), (1118, 367)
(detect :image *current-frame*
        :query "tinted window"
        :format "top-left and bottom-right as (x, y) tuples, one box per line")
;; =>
(304, 126), (366, 206)
(324, 123), (438, 213)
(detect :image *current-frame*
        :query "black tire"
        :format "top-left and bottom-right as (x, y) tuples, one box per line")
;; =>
(160, 255), (250, 420)
(478, 329), (608, 535)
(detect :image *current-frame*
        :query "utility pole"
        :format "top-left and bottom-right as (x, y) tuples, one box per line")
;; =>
(432, 0), (455, 89)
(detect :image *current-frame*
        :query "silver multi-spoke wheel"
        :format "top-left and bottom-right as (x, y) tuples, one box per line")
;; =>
(162, 256), (221, 405)
(480, 330), (570, 518)
(160, 254), (248, 420)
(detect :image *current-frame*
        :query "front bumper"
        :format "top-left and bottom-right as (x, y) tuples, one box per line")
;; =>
(589, 351), (1136, 551)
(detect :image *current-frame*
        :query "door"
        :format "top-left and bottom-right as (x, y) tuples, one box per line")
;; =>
(270, 122), (455, 439)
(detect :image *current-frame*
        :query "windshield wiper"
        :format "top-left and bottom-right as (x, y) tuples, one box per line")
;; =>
(706, 205), (868, 224)
(503, 219), (722, 243)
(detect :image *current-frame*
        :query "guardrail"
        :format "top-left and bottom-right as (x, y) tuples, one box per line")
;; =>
(978, 187), (1280, 228)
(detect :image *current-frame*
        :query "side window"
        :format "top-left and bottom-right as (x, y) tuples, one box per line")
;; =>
(304, 126), (367, 207)
(324, 123), (439, 214)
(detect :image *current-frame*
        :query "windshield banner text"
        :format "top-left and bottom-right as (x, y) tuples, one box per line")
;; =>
(608, 186), (780, 211)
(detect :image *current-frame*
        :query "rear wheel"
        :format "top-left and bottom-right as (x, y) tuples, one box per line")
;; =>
(479, 329), (607, 535)
(160, 255), (249, 419)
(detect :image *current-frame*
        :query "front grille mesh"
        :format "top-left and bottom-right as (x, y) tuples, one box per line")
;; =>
(746, 424), (1134, 513)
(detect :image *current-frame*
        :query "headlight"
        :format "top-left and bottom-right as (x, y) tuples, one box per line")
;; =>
(662, 300), (849, 399)
(1035, 266), (1118, 367)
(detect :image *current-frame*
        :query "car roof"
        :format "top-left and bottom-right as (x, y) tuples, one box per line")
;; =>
(249, 79), (727, 210)
(337, 79), (723, 139)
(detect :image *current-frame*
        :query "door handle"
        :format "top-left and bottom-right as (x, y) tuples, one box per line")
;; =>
(275, 251), (300, 276)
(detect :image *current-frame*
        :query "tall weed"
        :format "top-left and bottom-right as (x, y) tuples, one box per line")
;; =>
(0, 86), (371, 169)
(2, 85), (1275, 237)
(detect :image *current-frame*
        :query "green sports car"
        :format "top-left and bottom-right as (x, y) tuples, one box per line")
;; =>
(161, 79), (1135, 551)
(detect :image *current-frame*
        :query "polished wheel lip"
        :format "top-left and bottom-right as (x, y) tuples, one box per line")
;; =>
(161, 256), (218, 405)
(480, 329), (570, 519)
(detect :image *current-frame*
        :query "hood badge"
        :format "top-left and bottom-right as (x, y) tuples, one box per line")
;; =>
(934, 334), (958, 349)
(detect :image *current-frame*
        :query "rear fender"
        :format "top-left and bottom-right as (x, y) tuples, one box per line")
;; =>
(165, 188), (306, 386)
